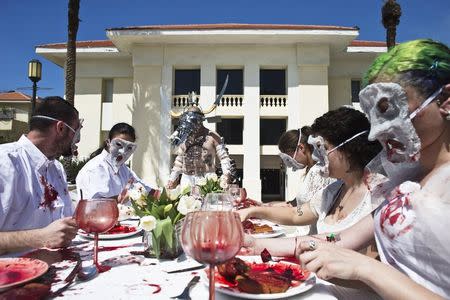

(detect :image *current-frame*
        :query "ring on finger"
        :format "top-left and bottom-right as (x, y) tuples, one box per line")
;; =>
(308, 240), (317, 251)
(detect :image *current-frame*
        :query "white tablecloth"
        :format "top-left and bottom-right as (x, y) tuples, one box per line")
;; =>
(2, 229), (338, 299)
(56, 233), (337, 299)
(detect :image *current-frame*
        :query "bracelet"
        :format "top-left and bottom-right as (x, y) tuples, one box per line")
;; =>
(326, 233), (341, 243)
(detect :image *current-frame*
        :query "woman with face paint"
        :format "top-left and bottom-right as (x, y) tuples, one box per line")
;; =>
(238, 127), (335, 235)
(294, 40), (450, 300)
(239, 108), (382, 239)
(76, 123), (157, 203)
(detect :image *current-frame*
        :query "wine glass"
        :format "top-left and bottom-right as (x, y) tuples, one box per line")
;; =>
(181, 211), (244, 300)
(228, 186), (247, 207)
(74, 198), (119, 272)
(202, 193), (234, 211)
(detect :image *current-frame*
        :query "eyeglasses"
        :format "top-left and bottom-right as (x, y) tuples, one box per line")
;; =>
(32, 115), (84, 132)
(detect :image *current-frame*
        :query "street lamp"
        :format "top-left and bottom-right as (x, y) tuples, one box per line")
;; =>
(28, 59), (42, 114)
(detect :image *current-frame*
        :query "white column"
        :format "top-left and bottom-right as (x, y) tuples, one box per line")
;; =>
(243, 63), (261, 201)
(159, 62), (172, 185)
(286, 64), (302, 201)
(200, 63), (216, 131)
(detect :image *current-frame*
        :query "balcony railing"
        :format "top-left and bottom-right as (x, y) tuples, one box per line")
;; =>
(218, 95), (243, 107)
(172, 94), (200, 108)
(260, 95), (287, 107)
(171, 95), (287, 109)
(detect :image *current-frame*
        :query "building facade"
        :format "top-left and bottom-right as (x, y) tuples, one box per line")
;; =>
(37, 24), (386, 201)
(0, 91), (32, 143)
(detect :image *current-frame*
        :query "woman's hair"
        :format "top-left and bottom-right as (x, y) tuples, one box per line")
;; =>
(311, 107), (382, 172)
(278, 126), (313, 154)
(90, 122), (136, 159)
(363, 39), (450, 99)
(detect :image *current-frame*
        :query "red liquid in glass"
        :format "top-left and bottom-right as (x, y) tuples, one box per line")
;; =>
(74, 199), (119, 268)
(75, 199), (119, 233)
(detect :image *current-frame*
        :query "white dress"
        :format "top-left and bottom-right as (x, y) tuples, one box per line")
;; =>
(374, 163), (450, 298)
(0, 135), (73, 231)
(312, 181), (373, 235)
(294, 164), (335, 235)
(76, 150), (155, 200)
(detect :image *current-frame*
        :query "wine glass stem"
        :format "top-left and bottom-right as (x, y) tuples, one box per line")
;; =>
(94, 232), (99, 266)
(209, 263), (215, 300)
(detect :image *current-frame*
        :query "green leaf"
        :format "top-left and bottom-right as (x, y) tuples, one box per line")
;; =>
(160, 217), (174, 249)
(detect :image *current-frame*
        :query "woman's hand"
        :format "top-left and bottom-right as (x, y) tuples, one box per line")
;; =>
(238, 234), (257, 255)
(298, 240), (372, 281)
(236, 207), (254, 222)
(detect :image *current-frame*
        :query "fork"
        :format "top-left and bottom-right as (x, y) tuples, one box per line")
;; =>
(170, 275), (200, 300)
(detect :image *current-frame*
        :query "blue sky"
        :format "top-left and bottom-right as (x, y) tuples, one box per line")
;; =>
(1, 0), (449, 98)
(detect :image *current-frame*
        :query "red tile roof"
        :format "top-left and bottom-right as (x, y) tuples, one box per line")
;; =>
(106, 23), (358, 31)
(37, 40), (114, 49)
(349, 40), (387, 47)
(0, 91), (32, 102)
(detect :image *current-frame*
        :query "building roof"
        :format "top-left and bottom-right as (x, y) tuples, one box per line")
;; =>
(36, 39), (387, 50)
(0, 91), (32, 102)
(106, 23), (358, 31)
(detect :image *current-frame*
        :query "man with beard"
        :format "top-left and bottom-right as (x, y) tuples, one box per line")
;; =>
(0, 96), (81, 253)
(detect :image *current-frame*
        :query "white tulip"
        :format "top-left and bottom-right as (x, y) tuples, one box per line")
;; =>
(167, 185), (181, 201)
(206, 173), (218, 182)
(139, 215), (157, 231)
(128, 188), (142, 201)
(177, 195), (202, 215)
(196, 177), (207, 186)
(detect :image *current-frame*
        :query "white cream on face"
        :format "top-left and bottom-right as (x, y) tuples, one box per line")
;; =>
(308, 135), (330, 177)
(359, 83), (421, 163)
(107, 138), (137, 172)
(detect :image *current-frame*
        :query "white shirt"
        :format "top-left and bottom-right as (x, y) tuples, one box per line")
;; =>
(0, 135), (73, 231)
(76, 150), (154, 199)
(312, 180), (373, 234)
(374, 164), (450, 298)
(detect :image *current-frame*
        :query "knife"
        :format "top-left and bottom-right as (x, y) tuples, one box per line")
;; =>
(166, 264), (205, 274)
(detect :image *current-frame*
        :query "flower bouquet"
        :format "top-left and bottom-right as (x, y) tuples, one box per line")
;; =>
(129, 183), (201, 259)
(196, 173), (227, 197)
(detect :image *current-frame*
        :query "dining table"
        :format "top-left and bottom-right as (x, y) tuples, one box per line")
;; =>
(0, 222), (340, 300)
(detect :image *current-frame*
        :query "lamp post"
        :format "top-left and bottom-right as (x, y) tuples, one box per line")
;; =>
(28, 59), (42, 114)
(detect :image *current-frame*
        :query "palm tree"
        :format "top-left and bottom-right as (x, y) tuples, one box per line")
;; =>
(65, 0), (80, 106)
(382, 0), (402, 50)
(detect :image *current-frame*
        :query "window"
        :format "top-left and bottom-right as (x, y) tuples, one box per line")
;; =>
(351, 80), (361, 102)
(174, 69), (200, 95)
(260, 119), (286, 145)
(260, 168), (283, 202)
(260, 69), (286, 95)
(216, 118), (243, 145)
(217, 69), (243, 94)
(102, 79), (114, 103)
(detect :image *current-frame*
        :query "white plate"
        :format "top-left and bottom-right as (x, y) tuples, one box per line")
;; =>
(78, 222), (142, 240)
(248, 220), (285, 239)
(203, 256), (316, 299)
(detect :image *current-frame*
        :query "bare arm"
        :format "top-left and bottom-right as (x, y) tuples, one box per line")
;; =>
(358, 258), (444, 300)
(238, 203), (317, 226)
(0, 217), (78, 254)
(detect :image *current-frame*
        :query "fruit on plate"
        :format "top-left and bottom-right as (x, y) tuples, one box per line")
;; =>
(236, 269), (291, 294)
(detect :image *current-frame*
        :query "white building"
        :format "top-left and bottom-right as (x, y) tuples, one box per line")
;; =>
(37, 23), (386, 202)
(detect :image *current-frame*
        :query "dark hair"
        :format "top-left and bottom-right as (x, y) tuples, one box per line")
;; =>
(311, 107), (382, 171)
(90, 122), (136, 158)
(29, 96), (79, 132)
(278, 126), (313, 154)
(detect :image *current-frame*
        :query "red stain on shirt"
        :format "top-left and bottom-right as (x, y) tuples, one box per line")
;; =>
(39, 175), (59, 210)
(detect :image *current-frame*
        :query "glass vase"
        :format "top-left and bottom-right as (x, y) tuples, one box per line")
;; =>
(143, 222), (183, 259)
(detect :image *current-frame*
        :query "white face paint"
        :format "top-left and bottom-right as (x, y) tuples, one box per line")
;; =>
(107, 138), (137, 172)
(359, 83), (442, 163)
(279, 129), (306, 171)
(308, 135), (330, 177)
